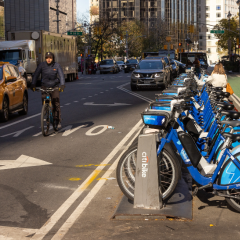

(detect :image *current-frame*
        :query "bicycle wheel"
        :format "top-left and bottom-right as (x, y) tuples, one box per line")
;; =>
(225, 189), (240, 213)
(41, 104), (50, 136)
(116, 145), (179, 201)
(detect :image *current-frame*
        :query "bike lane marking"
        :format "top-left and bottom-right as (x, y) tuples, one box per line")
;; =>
(0, 113), (40, 130)
(31, 119), (143, 240)
(51, 122), (143, 240)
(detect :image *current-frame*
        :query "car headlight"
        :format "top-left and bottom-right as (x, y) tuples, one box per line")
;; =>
(155, 73), (162, 77)
(134, 73), (141, 78)
(124, 65), (127, 68)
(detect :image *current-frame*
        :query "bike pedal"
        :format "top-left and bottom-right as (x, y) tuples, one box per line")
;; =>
(192, 187), (198, 196)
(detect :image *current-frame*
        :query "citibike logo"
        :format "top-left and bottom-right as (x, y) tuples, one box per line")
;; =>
(142, 152), (149, 178)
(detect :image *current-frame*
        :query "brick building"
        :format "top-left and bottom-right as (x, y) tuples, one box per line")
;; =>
(4, 0), (77, 37)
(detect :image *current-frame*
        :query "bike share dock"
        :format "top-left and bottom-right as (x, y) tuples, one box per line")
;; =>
(112, 174), (192, 220)
(113, 132), (193, 221)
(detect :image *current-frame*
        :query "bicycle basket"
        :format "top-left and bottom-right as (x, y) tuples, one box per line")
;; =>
(150, 102), (171, 111)
(141, 110), (171, 129)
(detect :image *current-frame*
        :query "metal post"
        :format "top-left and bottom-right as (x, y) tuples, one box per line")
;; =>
(89, 27), (91, 55)
(56, 0), (60, 34)
(126, 30), (129, 58)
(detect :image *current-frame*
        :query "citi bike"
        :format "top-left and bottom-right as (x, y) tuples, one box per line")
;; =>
(117, 73), (240, 212)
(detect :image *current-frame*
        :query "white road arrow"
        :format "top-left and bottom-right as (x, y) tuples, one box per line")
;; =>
(83, 102), (131, 107)
(0, 155), (52, 170)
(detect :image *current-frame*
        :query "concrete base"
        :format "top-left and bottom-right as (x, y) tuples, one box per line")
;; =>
(112, 175), (192, 220)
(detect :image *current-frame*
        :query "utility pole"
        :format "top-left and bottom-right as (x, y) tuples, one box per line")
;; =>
(89, 26), (91, 55)
(227, 11), (232, 61)
(53, 0), (61, 34)
(126, 30), (129, 59)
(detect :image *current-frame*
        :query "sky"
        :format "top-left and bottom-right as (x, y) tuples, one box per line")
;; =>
(77, 0), (89, 20)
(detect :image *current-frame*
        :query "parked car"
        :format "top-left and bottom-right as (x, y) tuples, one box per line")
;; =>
(124, 59), (138, 73)
(0, 61), (28, 122)
(99, 59), (118, 74)
(131, 59), (170, 91)
(170, 59), (180, 78)
(117, 61), (125, 71)
(174, 60), (186, 74)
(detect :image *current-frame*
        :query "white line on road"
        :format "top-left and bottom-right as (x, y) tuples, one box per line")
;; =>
(74, 101), (79, 103)
(31, 119), (143, 240)
(0, 113), (41, 130)
(81, 98), (86, 100)
(51, 122), (143, 240)
(0, 126), (34, 137)
(65, 103), (71, 106)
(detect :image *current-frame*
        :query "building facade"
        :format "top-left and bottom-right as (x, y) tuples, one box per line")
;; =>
(4, 0), (76, 37)
(90, 0), (100, 23)
(199, 0), (239, 64)
(0, 0), (4, 41)
(99, 0), (199, 51)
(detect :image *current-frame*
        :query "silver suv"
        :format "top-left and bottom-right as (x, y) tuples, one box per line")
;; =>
(99, 59), (119, 74)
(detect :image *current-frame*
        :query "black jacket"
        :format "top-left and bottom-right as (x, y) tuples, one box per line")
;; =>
(32, 61), (65, 87)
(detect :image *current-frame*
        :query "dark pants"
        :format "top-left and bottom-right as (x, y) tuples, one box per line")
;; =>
(41, 87), (61, 121)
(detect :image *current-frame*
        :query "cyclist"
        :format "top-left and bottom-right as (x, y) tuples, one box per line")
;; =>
(193, 57), (201, 78)
(30, 52), (65, 129)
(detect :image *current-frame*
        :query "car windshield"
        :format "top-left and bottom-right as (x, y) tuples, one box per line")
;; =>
(127, 59), (138, 64)
(101, 60), (114, 65)
(0, 50), (21, 61)
(117, 61), (124, 64)
(137, 61), (163, 70)
(0, 67), (2, 80)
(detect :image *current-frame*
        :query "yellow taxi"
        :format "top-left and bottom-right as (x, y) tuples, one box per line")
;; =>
(0, 62), (28, 122)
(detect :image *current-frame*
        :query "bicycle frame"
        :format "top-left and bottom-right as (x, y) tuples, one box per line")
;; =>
(156, 124), (240, 191)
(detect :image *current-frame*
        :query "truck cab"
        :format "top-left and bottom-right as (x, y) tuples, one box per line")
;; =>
(0, 40), (37, 85)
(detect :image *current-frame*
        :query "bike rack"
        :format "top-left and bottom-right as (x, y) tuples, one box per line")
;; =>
(134, 132), (163, 210)
(112, 130), (193, 220)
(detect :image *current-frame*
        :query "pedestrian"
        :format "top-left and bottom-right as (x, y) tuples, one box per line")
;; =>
(193, 57), (201, 78)
(30, 52), (65, 130)
(206, 63), (228, 91)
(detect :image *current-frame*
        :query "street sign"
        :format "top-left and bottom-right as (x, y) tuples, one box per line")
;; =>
(210, 30), (224, 34)
(67, 31), (82, 36)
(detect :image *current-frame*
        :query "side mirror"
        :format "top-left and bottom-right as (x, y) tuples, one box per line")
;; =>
(5, 76), (17, 83)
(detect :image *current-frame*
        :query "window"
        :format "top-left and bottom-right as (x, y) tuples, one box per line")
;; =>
(200, 35), (203, 39)
(206, 13), (210, 18)
(206, 6), (210, 11)
(208, 35), (211, 39)
(216, 5), (221, 10)
(208, 48), (211, 53)
(0, 67), (2, 80)
(216, 13), (221, 18)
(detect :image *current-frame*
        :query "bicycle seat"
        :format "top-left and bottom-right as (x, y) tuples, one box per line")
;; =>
(221, 111), (240, 119)
(222, 92), (230, 98)
(221, 120), (240, 128)
(217, 103), (234, 110)
(213, 87), (223, 91)
(222, 132), (240, 142)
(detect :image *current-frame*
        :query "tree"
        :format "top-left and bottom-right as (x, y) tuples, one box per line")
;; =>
(143, 18), (169, 52)
(213, 17), (239, 53)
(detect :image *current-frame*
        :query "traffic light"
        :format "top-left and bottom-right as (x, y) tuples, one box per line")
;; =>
(190, 25), (194, 33)
(179, 43), (182, 47)
(164, 45), (168, 50)
(94, 27), (98, 35)
(237, 38), (239, 46)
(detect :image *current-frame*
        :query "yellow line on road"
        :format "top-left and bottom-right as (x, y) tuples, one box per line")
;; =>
(80, 170), (101, 190)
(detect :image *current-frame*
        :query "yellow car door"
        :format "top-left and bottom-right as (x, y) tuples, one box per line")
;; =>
(8, 65), (23, 105)
(3, 65), (16, 108)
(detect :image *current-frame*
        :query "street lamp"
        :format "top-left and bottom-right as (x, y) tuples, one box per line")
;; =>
(227, 11), (232, 60)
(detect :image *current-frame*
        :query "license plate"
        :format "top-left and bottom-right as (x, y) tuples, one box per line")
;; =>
(144, 80), (152, 84)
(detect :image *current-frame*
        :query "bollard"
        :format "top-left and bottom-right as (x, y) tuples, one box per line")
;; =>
(134, 133), (163, 210)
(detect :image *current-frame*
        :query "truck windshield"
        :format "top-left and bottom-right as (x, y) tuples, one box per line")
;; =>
(101, 60), (113, 65)
(0, 67), (2, 80)
(0, 50), (21, 61)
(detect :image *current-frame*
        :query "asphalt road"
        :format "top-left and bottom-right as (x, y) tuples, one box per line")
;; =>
(0, 71), (162, 239)
(0, 70), (239, 240)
